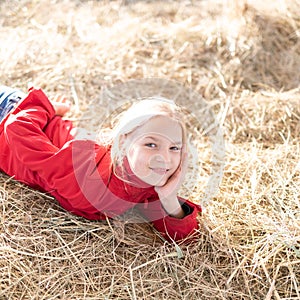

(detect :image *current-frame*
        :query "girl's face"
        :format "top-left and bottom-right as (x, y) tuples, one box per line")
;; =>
(124, 116), (183, 187)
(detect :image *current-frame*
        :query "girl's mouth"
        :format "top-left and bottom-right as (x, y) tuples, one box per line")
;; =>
(150, 168), (170, 175)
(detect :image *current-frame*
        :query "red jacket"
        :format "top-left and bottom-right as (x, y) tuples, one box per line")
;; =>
(0, 88), (201, 242)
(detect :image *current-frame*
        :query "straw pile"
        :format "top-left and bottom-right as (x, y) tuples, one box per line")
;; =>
(0, 0), (299, 299)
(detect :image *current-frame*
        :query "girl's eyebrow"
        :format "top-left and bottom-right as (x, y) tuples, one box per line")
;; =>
(143, 136), (182, 145)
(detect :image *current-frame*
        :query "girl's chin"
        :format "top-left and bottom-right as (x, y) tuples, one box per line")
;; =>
(141, 176), (168, 187)
(134, 170), (171, 186)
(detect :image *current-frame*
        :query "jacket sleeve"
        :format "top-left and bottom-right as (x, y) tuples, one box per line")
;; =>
(138, 196), (202, 243)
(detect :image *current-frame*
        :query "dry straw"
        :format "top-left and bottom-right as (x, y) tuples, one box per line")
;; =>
(0, 0), (299, 299)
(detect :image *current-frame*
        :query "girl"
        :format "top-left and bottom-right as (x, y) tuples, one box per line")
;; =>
(0, 85), (201, 242)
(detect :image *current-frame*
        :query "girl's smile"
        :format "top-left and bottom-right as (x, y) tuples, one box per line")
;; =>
(150, 167), (170, 175)
(124, 116), (183, 186)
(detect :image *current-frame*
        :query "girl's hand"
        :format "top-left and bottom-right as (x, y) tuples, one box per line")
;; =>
(51, 95), (71, 116)
(154, 150), (188, 218)
(155, 150), (188, 199)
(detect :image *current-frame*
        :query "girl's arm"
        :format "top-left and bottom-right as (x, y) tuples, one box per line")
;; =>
(142, 150), (201, 242)
(154, 151), (188, 219)
(137, 196), (201, 242)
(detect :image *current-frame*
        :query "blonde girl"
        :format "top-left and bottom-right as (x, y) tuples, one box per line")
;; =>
(0, 86), (201, 242)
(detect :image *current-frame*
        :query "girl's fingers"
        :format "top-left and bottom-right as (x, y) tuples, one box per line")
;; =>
(165, 155), (187, 189)
(181, 152), (188, 174)
(155, 149), (189, 198)
(173, 151), (187, 180)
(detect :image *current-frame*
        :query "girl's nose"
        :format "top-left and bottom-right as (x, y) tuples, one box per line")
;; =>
(155, 149), (171, 164)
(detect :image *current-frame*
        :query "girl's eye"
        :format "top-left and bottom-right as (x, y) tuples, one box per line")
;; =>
(145, 143), (156, 148)
(170, 146), (181, 151)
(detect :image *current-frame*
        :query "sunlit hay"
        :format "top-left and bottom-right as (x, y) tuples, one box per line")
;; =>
(0, 0), (300, 299)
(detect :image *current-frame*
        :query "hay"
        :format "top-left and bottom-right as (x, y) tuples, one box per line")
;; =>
(0, 0), (299, 299)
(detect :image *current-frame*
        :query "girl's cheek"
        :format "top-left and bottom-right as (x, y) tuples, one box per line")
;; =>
(127, 147), (134, 157)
